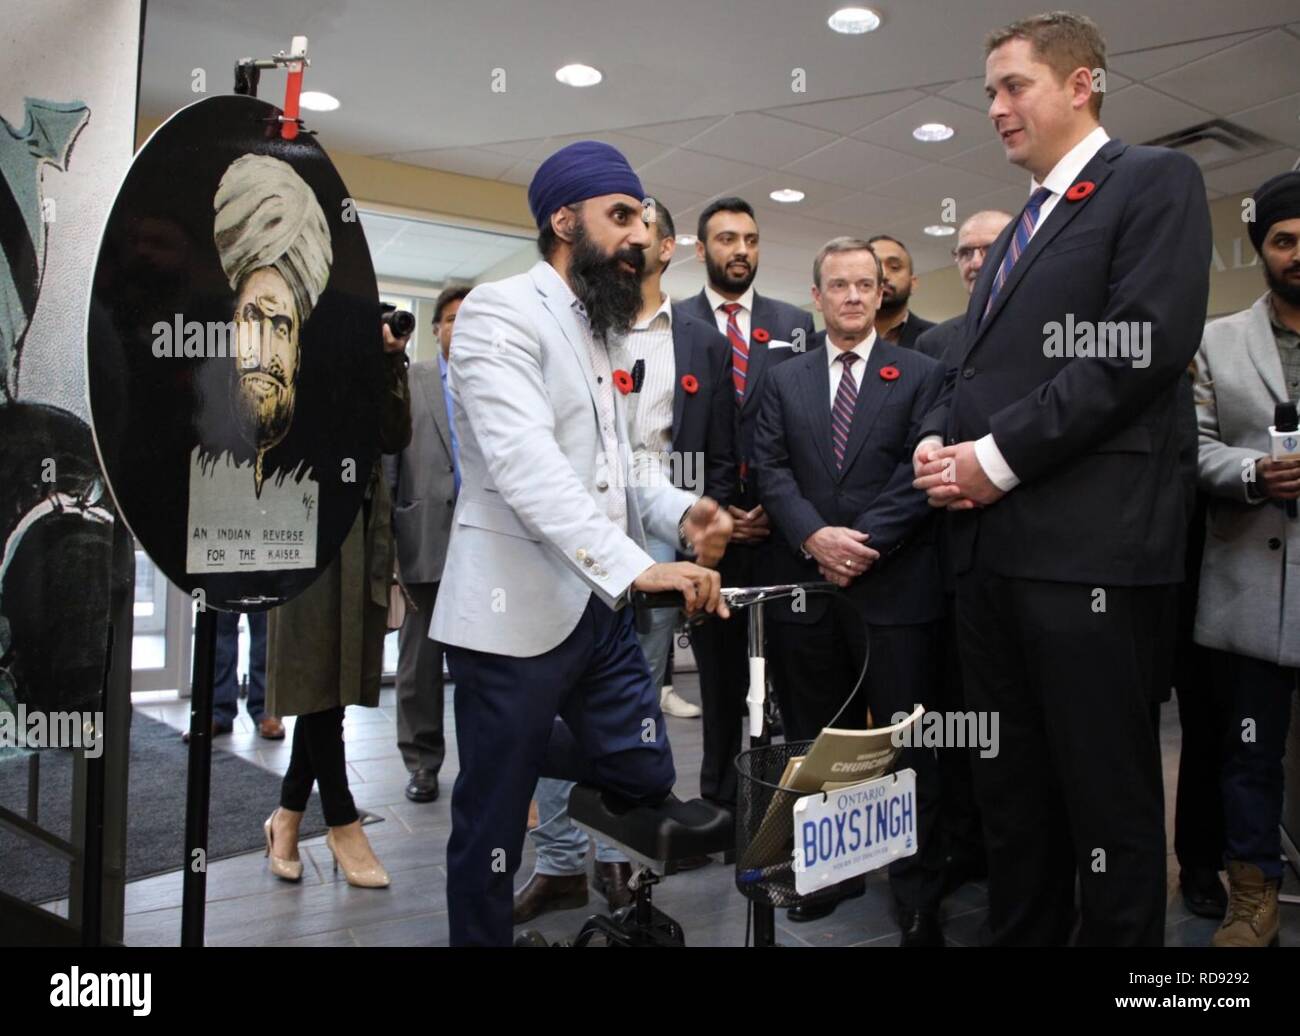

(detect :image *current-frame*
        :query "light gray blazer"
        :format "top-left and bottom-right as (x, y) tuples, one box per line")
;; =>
(429, 261), (696, 658)
(383, 359), (456, 586)
(1193, 293), (1300, 666)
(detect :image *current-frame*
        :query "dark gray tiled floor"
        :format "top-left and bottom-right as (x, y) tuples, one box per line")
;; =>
(113, 685), (1300, 948)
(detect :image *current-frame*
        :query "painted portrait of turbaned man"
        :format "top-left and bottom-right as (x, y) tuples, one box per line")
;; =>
(183, 153), (334, 577)
(88, 93), (385, 613)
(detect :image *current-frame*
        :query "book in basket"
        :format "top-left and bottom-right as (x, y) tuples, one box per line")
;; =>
(740, 705), (925, 872)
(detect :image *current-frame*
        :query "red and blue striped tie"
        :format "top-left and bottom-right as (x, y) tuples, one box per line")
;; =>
(983, 186), (1052, 321)
(831, 352), (859, 470)
(722, 302), (748, 403)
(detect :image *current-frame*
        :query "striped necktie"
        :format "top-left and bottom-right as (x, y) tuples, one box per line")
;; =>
(721, 302), (748, 402)
(983, 186), (1052, 320)
(831, 352), (859, 470)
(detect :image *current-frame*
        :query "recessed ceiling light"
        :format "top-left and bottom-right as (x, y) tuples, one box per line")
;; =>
(923, 225), (956, 236)
(555, 64), (602, 87)
(913, 122), (954, 142)
(298, 91), (340, 112)
(769, 188), (805, 203)
(675, 234), (697, 245)
(827, 7), (881, 34)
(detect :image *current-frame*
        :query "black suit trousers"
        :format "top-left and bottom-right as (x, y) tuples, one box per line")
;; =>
(955, 565), (1170, 946)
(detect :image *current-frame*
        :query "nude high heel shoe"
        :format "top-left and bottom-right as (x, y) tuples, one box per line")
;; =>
(326, 823), (390, 888)
(264, 809), (303, 882)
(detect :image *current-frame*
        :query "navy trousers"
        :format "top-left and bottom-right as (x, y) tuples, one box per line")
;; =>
(213, 610), (266, 728)
(445, 595), (676, 946)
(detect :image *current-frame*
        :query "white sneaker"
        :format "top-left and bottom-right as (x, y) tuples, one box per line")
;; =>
(660, 685), (701, 718)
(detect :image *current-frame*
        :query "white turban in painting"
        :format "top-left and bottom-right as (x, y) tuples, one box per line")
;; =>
(213, 153), (332, 323)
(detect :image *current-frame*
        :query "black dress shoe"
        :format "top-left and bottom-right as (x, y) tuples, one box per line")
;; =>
(1180, 866), (1227, 920)
(512, 872), (588, 925)
(404, 770), (439, 803)
(787, 880), (866, 923)
(181, 721), (232, 744)
(591, 862), (633, 909)
(898, 908), (945, 947)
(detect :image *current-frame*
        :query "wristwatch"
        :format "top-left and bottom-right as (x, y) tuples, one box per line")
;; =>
(677, 506), (692, 552)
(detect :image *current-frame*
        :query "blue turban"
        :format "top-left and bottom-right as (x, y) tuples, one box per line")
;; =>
(527, 141), (645, 230)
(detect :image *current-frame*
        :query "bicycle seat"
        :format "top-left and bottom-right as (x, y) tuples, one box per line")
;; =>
(567, 786), (733, 872)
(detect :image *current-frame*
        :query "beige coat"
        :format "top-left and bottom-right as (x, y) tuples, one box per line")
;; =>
(266, 351), (411, 716)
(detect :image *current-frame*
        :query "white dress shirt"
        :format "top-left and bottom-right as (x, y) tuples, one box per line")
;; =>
(704, 283), (755, 344)
(826, 330), (877, 406)
(618, 292), (679, 496)
(972, 124), (1111, 492)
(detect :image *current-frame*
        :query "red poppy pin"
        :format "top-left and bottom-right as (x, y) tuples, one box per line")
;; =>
(880, 365), (901, 382)
(680, 374), (699, 395)
(752, 327), (771, 344)
(612, 369), (634, 395)
(1065, 180), (1096, 202)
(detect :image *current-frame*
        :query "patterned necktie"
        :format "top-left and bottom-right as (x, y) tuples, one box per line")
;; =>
(831, 352), (859, 470)
(721, 302), (748, 402)
(983, 186), (1052, 320)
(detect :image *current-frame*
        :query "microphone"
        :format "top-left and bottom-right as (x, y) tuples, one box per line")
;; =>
(1269, 401), (1300, 519)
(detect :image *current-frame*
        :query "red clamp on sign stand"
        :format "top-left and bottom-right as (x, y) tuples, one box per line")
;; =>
(280, 36), (307, 140)
(232, 35), (309, 139)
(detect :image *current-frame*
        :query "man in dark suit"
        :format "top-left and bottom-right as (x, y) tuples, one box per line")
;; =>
(383, 285), (467, 803)
(913, 12), (1211, 946)
(914, 209), (1011, 899)
(915, 210), (1012, 364)
(867, 235), (936, 351)
(678, 196), (817, 813)
(755, 236), (946, 943)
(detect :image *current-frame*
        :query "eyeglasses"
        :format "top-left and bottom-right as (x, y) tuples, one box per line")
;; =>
(952, 244), (992, 264)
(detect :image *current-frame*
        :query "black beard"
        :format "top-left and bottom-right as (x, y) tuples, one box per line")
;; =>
(878, 284), (910, 315)
(1266, 261), (1300, 308)
(568, 225), (645, 340)
(704, 251), (756, 295)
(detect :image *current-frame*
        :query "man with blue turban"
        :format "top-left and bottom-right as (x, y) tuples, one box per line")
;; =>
(430, 141), (734, 945)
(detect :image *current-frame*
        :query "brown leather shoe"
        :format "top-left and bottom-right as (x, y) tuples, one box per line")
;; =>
(592, 862), (633, 910)
(512, 872), (587, 924)
(258, 716), (285, 740)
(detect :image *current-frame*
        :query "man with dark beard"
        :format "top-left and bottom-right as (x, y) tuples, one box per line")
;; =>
(866, 235), (936, 351)
(431, 141), (734, 946)
(1191, 170), (1300, 947)
(679, 197), (816, 821)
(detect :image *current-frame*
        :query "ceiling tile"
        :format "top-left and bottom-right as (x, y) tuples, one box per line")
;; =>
(870, 162), (1013, 208)
(1229, 91), (1300, 147)
(1147, 31), (1300, 115)
(389, 147), (518, 179)
(1099, 84), (1215, 145)
(801, 191), (938, 232)
(941, 137), (1029, 186)
(762, 90), (927, 135)
(684, 113), (839, 168)
(499, 158), (541, 185)
(635, 148), (769, 196)
(853, 97), (1001, 160)
(1202, 148), (1298, 195)
(543, 131), (675, 169)
(636, 183), (709, 224)
(1109, 30), (1266, 81)
(476, 137), (550, 159)
(782, 137), (928, 190)
(729, 170), (858, 215)
(622, 116), (728, 146)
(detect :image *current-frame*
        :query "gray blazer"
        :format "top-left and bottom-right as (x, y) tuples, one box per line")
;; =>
(429, 261), (697, 658)
(383, 359), (457, 585)
(1193, 293), (1300, 666)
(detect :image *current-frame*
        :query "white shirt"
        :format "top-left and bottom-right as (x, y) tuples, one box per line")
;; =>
(825, 331), (876, 407)
(619, 293), (679, 491)
(704, 283), (755, 344)
(972, 124), (1111, 492)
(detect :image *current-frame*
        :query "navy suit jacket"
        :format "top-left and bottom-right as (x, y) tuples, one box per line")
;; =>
(913, 314), (963, 364)
(754, 332), (945, 626)
(680, 288), (818, 507)
(921, 138), (1211, 585)
(891, 311), (937, 353)
(666, 304), (736, 505)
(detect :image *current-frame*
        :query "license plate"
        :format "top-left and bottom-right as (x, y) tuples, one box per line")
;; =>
(792, 769), (918, 896)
